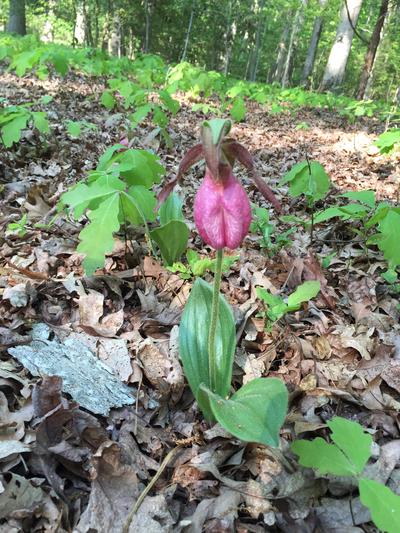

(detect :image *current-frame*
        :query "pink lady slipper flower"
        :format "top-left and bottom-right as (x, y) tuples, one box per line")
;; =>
(157, 119), (281, 250)
(194, 168), (251, 249)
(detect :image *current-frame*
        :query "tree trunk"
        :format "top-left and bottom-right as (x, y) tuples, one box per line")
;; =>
(357, 0), (389, 100)
(269, 21), (291, 83)
(7, 0), (26, 35)
(301, 0), (328, 87)
(109, 7), (121, 56)
(42, 0), (55, 42)
(222, 0), (234, 75)
(248, 0), (265, 82)
(281, 0), (308, 88)
(74, 1), (86, 45)
(320, 0), (364, 91)
(144, 0), (151, 53)
(181, 0), (195, 61)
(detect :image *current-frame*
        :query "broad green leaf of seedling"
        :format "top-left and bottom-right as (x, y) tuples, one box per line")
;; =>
(292, 417), (372, 477)
(279, 161), (330, 203)
(359, 479), (400, 533)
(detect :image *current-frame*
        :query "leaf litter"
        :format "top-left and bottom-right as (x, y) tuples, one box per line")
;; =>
(1, 67), (400, 532)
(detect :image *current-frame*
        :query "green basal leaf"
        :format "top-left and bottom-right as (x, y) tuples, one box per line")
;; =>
(292, 437), (357, 477)
(201, 377), (288, 447)
(159, 191), (184, 225)
(77, 193), (121, 276)
(286, 281), (320, 311)
(150, 220), (189, 266)
(359, 478), (400, 533)
(179, 278), (236, 420)
(327, 417), (372, 475)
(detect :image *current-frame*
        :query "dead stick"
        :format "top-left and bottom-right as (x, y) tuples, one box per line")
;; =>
(122, 445), (182, 533)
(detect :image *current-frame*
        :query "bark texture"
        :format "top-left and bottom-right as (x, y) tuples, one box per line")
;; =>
(357, 0), (389, 100)
(301, 0), (328, 87)
(320, 0), (364, 91)
(7, 0), (26, 35)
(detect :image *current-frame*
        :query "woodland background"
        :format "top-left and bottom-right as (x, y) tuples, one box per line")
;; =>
(1, 0), (400, 103)
(1, 1), (400, 532)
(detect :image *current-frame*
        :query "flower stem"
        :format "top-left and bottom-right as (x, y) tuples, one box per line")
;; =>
(208, 248), (223, 393)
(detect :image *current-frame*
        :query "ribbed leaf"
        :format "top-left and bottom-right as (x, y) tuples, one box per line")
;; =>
(179, 278), (235, 420)
(202, 378), (288, 446)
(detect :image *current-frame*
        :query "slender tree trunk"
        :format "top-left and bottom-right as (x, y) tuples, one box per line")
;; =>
(320, 0), (364, 91)
(270, 21), (291, 82)
(223, 0), (234, 75)
(248, 0), (265, 81)
(109, 11), (121, 56)
(357, 0), (389, 100)
(181, 0), (195, 61)
(74, 1), (86, 45)
(7, 0), (26, 35)
(144, 0), (151, 53)
(281, 0), (308, 88)
(42, 0), (55, 42)
(301, 0), (328, 87)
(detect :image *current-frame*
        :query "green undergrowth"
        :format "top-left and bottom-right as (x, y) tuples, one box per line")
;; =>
(1, 33), (398, 126)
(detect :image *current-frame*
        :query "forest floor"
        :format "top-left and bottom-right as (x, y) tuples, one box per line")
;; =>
(1, 70), (400, 533)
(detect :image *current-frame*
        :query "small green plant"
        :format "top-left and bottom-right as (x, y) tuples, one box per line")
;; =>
(7, 214), (28, 237)
(295, 121), (310, 130)
(150, 191), (190, 266)
(61, 144), (165, 275)
(314, 190), (400, 277)
(257, 280), (320, 331)
(167, 249), (239, 280)
(279, 160), (330, 242)
(161, 119), (287, 445)
(250, 205), (294, 255)
(375, 129), (400, 154)
(292, 417), (400, 533)
(279, 160), (330, 204)
(66, 120), (97, 138)
(0, 104), (49, 147)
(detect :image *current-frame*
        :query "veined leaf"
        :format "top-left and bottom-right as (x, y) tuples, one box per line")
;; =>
(77, 193), (121, 276)
(328, 417), (372, 475)
(179, 278), (236, 420)
(120, 186), (157, 225)
(1, 114), (29, 147)
(287, 281), (320, 311)
(202, 377), (288, 446)
(159, 192), (184, 225)
(359, 478), (400, 533)
(292, 437), (358, 477)
(279, 161), (330, 202)
(376, 210), (400, 268)
(150, 220), (189, 265)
